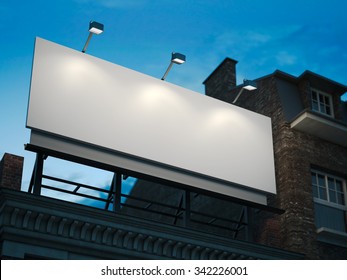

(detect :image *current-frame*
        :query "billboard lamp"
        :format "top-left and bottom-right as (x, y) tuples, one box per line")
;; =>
(82, 21), (104, 53)
(232, 79), (257, 104)
(161, 52), (186, 80)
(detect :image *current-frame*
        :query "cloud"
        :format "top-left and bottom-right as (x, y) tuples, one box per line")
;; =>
(202, 25), (304, 81)
(276, 51), (297, 66)
(211, 25), (301, 58)
(75, 0), (148, 9)
(40, 157), (138, 208)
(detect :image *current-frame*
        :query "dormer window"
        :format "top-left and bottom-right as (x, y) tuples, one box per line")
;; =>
(311, 89), (334, 117)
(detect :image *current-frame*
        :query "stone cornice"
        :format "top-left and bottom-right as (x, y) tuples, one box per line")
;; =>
(0, 189), (302, 259)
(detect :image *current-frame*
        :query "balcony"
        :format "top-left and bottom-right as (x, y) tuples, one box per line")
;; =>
(290, 110), (347, 147)
(316, 227), (347, 248)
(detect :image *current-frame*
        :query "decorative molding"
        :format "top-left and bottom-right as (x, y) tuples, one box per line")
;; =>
(0, 189), (303, 259)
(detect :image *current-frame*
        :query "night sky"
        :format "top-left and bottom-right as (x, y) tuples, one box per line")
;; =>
(1, 0), (346, 200)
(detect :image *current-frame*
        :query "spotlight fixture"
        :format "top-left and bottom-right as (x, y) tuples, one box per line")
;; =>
(171, 52), (186, 64)
(161, 52), (186, 80)
(89, 21), (104, 34)
(232, 79), (257, 104)
(242, 79), (257, 91)
(82, 21), (104, 53)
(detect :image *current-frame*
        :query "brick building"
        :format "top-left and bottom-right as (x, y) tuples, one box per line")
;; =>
(126, 58), (347, 259)
(1, 58), (346, 259)
(203, 58), (347, 258)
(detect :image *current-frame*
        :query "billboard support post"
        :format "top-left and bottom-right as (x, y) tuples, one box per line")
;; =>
(113, 172), (122, 212)
(184, 190), (191, 227)
(245, 207), (255, 242)
(32, 152), (44, 196)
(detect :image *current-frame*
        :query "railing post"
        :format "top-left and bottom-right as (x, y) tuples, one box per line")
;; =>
(244, 207), (254, 242)
(112, 172), (122, 212)
(33, 152), (44, 196)
(173, 194), (184, 225)
(184, 190), (191, 227)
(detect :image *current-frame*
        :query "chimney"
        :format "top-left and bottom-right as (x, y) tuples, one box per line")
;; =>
(203, 58), (238, 100)
(0, 153), (24, 191)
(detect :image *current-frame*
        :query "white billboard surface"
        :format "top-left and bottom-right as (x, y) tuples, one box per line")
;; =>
(27, 38), (276, 203)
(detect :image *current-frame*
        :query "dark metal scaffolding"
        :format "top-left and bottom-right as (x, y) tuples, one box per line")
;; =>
(26, 144), (283, 241)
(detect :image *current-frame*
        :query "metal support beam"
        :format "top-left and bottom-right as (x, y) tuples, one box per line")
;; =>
(233, 206), (245, 239)
(105, 177), (114, 210)
(33, 152), (44, 195)
(112, 172), (122, 212)
(184, 190), (191, 227)
(173, 194), (184, 225)
(105, 172), (122, 212)
(28, 158), (37, 194)
(25, 143), (285, 215)
(244, 207), (254, 242)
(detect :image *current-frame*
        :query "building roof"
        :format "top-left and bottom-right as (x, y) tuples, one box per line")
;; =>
(204, 57), (347, 96)
(265, 70), (347, 96)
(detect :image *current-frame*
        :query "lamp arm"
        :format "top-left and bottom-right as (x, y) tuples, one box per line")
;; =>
(161, 61), (174, 80)
(232, 87), (245, 104)
(82, 32), (93, 53)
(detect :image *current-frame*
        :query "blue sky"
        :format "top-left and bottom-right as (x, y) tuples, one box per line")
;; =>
(1, 0), (346, 202)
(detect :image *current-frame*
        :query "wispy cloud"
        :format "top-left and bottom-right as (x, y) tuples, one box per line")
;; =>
(211, 25), (301, 58)
(276, 51), (297, 66)
(75, 0), (148, 9)
(40, 175), (137, 209)
(202, 22), (347, 84)
(40, 156), (138, 207)
(200, 25), (305, 82)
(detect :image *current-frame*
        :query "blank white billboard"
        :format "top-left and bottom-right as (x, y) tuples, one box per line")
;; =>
(27, 38), (276, 204)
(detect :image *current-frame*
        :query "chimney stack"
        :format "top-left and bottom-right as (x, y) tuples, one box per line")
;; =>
(203, 58), (238, 100)
(0, 153), (24, 191)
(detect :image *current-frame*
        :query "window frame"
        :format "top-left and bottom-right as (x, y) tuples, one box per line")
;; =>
(311, 169), (347, 235)
(311, 88), (334, 117)
(311, 169), (347, 210)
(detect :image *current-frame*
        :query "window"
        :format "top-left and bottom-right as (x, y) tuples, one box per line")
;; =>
(311, 89), (334, 117)
(311, 169), (347, 233)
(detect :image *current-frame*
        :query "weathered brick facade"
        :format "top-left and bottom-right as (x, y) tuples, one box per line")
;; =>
(0, 153), (23, 191)
(203, 59), (347, 259)
(203, 58), (238, 100)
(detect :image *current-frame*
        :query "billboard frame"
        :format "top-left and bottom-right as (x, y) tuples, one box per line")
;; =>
(26, 37), (277, 206)
(25, 142), (284, 214)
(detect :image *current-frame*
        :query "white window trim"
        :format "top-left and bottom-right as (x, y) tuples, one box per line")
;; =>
(311, 169), (347, 210)
(311, 88), (334, 118)
(313, 197), (346, 211)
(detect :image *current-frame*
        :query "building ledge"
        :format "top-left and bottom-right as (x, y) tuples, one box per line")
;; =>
(290, 110), (347, 147)
(0, 189), (302, 260)
(316, 227), (347, 248)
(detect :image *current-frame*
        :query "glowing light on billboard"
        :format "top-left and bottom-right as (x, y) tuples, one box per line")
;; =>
(27, 38), (276, 205)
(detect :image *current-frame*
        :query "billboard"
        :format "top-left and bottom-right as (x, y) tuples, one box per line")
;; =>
(27, 38), (276, 205)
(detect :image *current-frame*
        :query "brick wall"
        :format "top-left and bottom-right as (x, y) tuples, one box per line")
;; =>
(233, 77), (347, 258)
(298, 79), (311, 110)
(204, 60), (347, 259)
(203, 58), (238, 101)
(0, 153), (24, 191)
